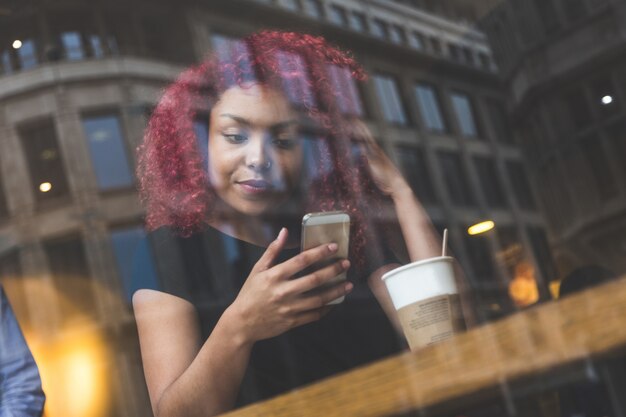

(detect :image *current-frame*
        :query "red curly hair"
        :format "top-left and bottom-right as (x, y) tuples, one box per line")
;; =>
(137, 30), (386, 270)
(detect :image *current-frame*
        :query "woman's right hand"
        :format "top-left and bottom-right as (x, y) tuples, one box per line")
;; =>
(224, 228), (352, 344)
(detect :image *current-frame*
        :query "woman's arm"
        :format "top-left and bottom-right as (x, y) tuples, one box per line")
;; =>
(134, 229), (354, 417)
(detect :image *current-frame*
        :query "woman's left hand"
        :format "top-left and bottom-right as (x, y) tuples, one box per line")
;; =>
(349, 119), (409, 198)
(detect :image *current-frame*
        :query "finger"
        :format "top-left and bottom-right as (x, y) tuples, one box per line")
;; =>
(252, 228), (288, 273)
(292, 280), (354, 312)
(284, 259), (351, 295)
(277, 242), (340, 279)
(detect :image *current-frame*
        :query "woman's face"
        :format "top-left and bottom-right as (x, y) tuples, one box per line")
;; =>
(207, 84), (304, 216)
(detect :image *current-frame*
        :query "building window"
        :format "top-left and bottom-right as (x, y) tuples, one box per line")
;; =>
(211, 34), (254, 85)
(451, 92), (479, 137)
(448, 43), (461, 61)
(282, 0), (300, 12)
(478, 52), (490, 69)
(349, 12), (367, 32)
(327, 65), (364, 115)
(579, 135), (617, 201)
(396, 146), (438, 204)
(389, 25), (405, 45)
(82, 114), (134, 191)
(303, 0), (323, 18)
(429, 36), (443, 54)
(329, 5), (349, 26)
(462, 47), (474, 65)
(486, 99), (512, 143)
(1, 50), (12, 75)
(43, 236), (94, 323)
(438, 151), (475, 206)
(506, 161), (537, 210)
(373, 74), (408, 125)
(408, 31), (424, 50)
(19, 119), (70, 203)
(474, 157), (508, 209)
(111, 226), (160, 302)
(194, 117), (209, 173)
(16, 39), (38, 70)
(60, 31), (85, 61)
(415, 84), (446, 133)
(371, 19), (388, 39)
(275, 50), (316, 108)
(526, 226), (557, 283)
(89, 35), (104, 58)
(462, 231), (496, 285)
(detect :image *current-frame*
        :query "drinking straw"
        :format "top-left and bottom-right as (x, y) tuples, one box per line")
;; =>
(442, 228), (448, 257)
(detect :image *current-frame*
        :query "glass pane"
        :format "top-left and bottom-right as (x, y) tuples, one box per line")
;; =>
(82, 115), (134, 190)
(415, 84), (446, 132)
(451, 92), (478, 137)
(61, 31), (85, 60)
(111, 227), (159, 302)
(17, 39), (38, 70)
(373, 75), (407, 124)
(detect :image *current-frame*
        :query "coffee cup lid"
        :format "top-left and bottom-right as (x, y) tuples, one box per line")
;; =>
(381, 256), (455, 281)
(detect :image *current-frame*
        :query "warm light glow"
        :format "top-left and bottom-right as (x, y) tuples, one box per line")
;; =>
(601, 95), (613, 105)
(8, 276), (120, 417)
(508, 261), (539, 307)
(467, 220), (495, 235)
(12, 39), (22, 49)
(39, 182), (52, 192)
(549, 280), (561, 299)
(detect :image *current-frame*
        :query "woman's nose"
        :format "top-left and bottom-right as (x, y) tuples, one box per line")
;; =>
(245, 136), (273, 171)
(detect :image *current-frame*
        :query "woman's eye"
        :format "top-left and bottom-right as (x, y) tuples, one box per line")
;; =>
(223, 133), (247, 144)
(273, 136), (297, 149)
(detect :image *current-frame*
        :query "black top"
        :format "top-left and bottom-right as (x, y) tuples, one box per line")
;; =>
(147, 226), (403, 407)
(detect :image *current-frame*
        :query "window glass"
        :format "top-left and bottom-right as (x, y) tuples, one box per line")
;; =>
(19, 119), (70, 203)
(303, 0), (323, 18)
(349, 12), (367, 32)
(111, 226), (159, 302)
(474, 156), (508, 208)
(329, 5), (348, 26)
(1, 50), (12, 75)
(61, 31), (85, 60)
(282, 0), (300, 12)
(506, 160), (537, 210)
(16, 39), (38, 70)
(415, 84), (446, 132)
(408, 31), (424, 50)
(82, 114), (134, 190)
(89, 35), (104, 58)
(327, 64), (364, 116)
(396, 146), (438, 204)
(373, 74), (407, 125)
(371, 19), (388, 39)
(451, 92), (479, 137)
(388, 25), (405, 45)
(438, 151), (475, 206)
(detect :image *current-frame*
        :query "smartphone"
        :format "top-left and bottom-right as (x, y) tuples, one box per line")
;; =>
(301, 211), (350, 304)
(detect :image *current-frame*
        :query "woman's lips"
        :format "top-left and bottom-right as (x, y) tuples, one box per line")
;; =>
(237, 179), (273, 195)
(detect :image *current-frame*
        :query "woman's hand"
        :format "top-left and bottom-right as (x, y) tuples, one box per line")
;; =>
(349, 118), (410, 198)
(225, 228), (352, 344)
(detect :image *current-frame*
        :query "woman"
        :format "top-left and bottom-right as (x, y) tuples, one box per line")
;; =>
(134, 30), (442, 417)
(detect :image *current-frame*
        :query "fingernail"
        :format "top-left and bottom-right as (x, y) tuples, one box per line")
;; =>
(345, 282), (353, 292)
(328, 243), (338, 252)
(342, 260), (350, 269)
(277, 228), (286, 239)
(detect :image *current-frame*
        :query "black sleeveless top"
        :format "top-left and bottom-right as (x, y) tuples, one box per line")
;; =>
(146, 226), (403, 407)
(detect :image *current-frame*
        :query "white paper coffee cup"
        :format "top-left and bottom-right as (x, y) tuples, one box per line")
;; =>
(382, 256), (464, 350)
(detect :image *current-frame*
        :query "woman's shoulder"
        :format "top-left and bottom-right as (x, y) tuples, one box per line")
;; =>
(132, 289), (196, 314)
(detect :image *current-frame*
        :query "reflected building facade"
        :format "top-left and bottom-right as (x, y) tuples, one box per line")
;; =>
(480, 0), (626, 277)
(0, 0), (553, 416)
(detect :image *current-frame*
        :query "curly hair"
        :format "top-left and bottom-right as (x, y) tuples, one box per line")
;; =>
(137, 30), (386, 270)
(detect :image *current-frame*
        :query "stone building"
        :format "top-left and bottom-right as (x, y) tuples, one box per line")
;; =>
(0, 0), (553, 415)
(480, 0), (626, 276)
